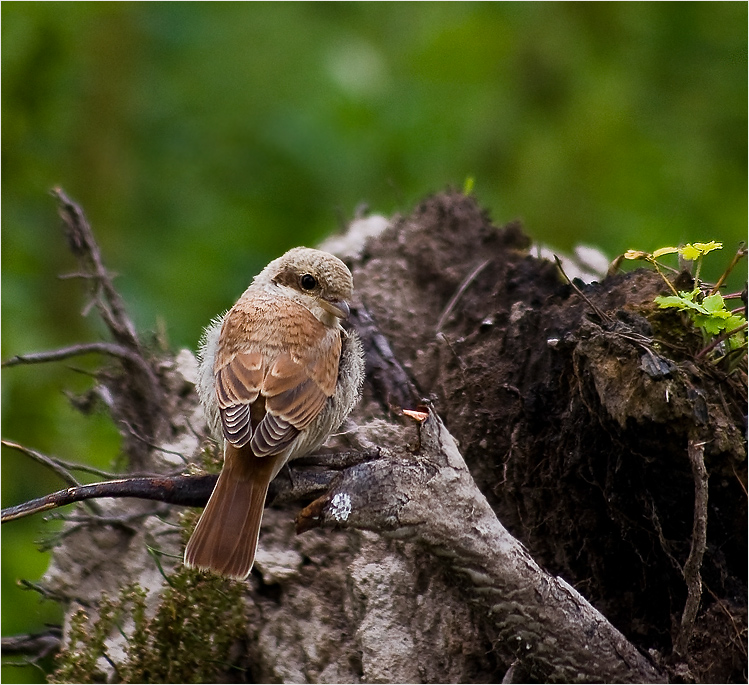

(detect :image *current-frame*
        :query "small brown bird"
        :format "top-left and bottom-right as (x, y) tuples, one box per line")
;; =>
(184, 247), (364, 579)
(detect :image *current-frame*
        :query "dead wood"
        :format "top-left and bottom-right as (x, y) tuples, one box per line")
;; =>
(2, 190), (746, 683)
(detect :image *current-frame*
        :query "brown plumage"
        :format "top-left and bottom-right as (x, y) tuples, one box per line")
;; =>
(184, 247), (364, 580)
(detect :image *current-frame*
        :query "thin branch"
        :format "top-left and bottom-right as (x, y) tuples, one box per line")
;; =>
(0, 449), (374, 524)
(652, 258), (681, 296)
(18, 579), (94, 607)
(49, 505), (173, 532)
(2, 440), (81, 488)
(46, 188), (167, 457)
(1, 474), (217, 523)
(8, 439), (184, 481)
(731, 462), (748, 498)
(1, 440), (109, 516)
(119, 419), (190, 460)
(709, 243), (747, 296)
(554, 255), (613, 324)
(2, 342), (150, 370)
(43, 460), (122, 481)
(1, 629), (62, 662)
(51, 187), (140, 349)
(58, 271), (98, 280)
(704, 585), (748, 659)
(675, 438), (709, 656)
(2, 342), (165, 471)
(436, 259), (491, 332)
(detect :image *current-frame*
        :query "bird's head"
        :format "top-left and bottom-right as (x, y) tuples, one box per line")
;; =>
(258, 247), (354, 328)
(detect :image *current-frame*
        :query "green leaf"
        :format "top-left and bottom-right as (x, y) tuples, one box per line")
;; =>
(726, 329), (747, 350)
(679, 244), (702, 261)
(693, 313), (725, 335)
(654, 294), (688, 309)
(723, 315), (748, 336)
(652, 246), (679, 258)
(693, 241), (723, 255)
(678, 241), (723, 260)
(701, 292), (726, 313)
(655, 291), (705, 313)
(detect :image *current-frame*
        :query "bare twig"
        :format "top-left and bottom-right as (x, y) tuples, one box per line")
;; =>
(41, 460), (121, 481)
(1, 629), (62, 661)
(18, 579), (94, 607)
(51, 187), (140, 349)
(675, 438), (709, 656)
(1, 474), (217, 523)
(2, 440), (81, 488)
(3, 341), (152, 373)
(709, 243), (747, 296)
(1, 440), (108, 515)
(436, 259), (491, 332)
(49, 505), (173, 533)
(554, 256), (612, 324)
(704, 585), (748, 659)
(731, 463), (748, 498)
(119, 420), (190, 460)
(44, 188), (167, 463)
(1, 448), (377, 524)
(501, 661), (519, 684)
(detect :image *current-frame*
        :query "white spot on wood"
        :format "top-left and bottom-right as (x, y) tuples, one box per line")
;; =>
(330, 493), (352, 521)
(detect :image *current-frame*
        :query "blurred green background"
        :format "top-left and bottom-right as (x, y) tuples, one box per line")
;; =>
(2, 3), (746, 681)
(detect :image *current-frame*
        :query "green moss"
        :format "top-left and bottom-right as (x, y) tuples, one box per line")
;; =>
(50, 571), (247, 684)
(49, 606), (110, 683)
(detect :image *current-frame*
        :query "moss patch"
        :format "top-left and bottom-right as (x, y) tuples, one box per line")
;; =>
(51, 570), (247, 684)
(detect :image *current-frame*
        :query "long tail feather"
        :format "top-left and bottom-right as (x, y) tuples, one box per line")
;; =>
(184, 446), (281, 580)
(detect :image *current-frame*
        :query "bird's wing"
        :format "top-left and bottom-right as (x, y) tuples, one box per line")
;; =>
(214, 297), (342, 456)
(215, 350), (263, 448)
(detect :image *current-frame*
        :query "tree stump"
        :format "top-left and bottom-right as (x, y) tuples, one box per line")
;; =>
(3, 190), (746, 683)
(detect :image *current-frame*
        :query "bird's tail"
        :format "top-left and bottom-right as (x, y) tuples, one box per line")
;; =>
(184, 446), (281, 580)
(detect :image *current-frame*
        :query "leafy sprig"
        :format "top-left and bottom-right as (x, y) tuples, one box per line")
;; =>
(621, 241), (747, 371)
(654, 289), (745, 338)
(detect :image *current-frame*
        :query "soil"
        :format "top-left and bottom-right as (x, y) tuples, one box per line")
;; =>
(351, 191), (747, 682)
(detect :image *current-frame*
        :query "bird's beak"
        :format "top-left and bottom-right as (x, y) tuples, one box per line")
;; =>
(321, 299), (350, 320)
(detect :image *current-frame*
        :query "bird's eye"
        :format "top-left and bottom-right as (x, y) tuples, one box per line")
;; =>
(300, 274), (317, 291)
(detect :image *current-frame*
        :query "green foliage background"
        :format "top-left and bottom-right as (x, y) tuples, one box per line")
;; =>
(2, 3), (746, 682)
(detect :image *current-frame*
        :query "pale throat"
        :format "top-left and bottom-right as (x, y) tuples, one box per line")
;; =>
(316, 308), (339, 328)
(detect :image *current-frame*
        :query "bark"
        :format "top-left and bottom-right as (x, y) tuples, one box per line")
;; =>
(2, 190), (746, 683)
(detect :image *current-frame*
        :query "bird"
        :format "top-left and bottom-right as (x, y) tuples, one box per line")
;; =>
(184, 247), (364, 580)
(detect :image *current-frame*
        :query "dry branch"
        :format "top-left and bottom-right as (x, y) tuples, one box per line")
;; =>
(1, 342), (161, 389)
(1, 475), (216, 523)
(0, 448), (381, 524)
(52, 187), (140, 349)
(50, 188), (166, 466)
(675, 437), (709, 656)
